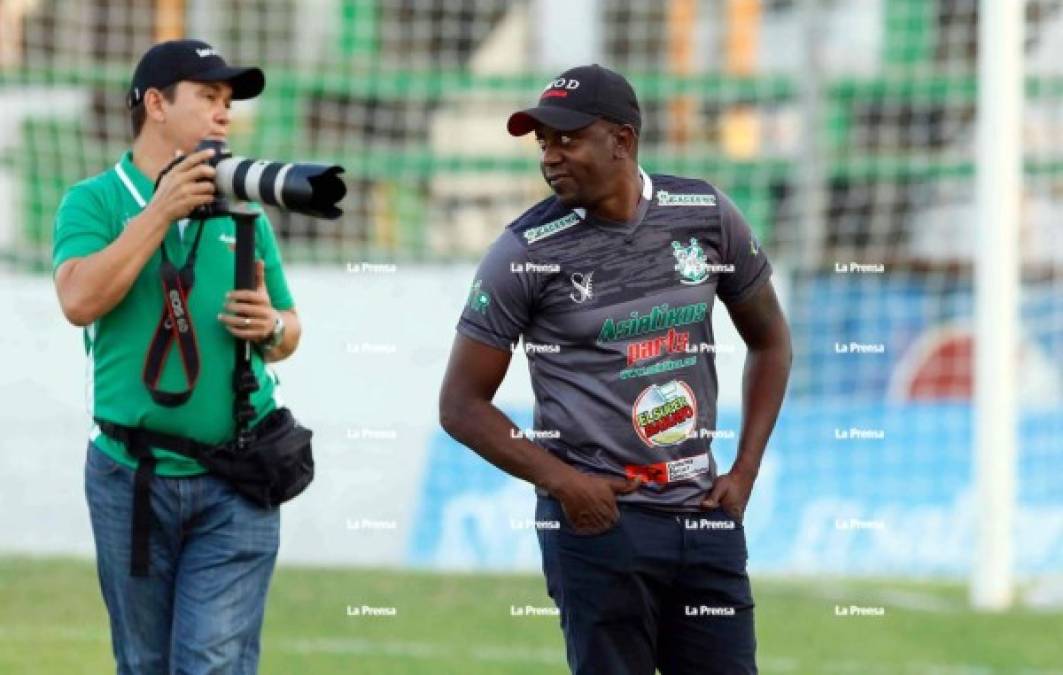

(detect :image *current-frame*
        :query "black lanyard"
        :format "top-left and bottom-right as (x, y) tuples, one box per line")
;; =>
(142, 221), (206, 406)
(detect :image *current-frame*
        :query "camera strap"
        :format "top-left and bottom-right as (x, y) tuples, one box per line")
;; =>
(142, 221), (206, 406)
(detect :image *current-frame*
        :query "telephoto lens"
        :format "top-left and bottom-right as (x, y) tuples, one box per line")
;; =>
(195, 139), (346, 219)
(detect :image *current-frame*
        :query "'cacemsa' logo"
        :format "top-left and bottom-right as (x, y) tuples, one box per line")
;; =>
(656, 191), (716, 207)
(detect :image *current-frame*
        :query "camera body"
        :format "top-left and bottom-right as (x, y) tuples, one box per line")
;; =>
(178, 139), (346, 220)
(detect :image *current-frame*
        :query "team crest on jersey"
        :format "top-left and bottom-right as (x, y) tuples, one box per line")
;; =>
(632, 380), (698, 447)
(672, 238), (710, 285)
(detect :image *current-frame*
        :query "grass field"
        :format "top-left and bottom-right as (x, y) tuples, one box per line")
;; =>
(1, 556), (1060, 674)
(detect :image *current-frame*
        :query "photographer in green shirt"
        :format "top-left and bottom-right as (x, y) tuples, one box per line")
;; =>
(53, 39), (301, 674)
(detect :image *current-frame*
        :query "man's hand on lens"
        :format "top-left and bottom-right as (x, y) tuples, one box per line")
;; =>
(218, 260), (277, 342)
(148, 148), (218, 223)
(553, 470), (641, 535)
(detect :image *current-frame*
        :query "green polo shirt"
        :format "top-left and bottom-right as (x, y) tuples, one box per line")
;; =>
(53, 151), (295, 476)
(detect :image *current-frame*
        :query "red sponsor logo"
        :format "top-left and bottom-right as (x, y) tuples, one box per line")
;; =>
(631, 380), (698, 448)
(624, 453), (709, 485)
(641, 403), (694, 438)
(626, 328), (690, 367)
(542, 90), (568, 99)
(626, 462), (668, 484)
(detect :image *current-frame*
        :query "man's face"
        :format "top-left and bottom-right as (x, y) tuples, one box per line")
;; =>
(535, 119), (626, 210)
(158, 80), (233, 153)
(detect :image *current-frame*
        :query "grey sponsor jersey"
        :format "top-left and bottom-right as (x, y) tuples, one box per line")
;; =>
(456, 168), (771, 510)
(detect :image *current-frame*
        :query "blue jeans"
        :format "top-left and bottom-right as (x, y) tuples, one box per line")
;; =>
(536, 496), (757, 675)
(85, 442), (280, 675)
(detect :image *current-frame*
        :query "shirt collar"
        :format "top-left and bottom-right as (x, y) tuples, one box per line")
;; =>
(638, 165), (653, 201)
(571, 166), (652, 221)
(114, 150), (154, 208)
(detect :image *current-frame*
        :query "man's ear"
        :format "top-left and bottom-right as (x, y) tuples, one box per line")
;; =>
(613, 124), (637, 160)
(143, 87), (169, 125)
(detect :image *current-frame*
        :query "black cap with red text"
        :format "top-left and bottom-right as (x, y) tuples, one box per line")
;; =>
(127, 39), (265, 109)
(507, 64), (641, 136)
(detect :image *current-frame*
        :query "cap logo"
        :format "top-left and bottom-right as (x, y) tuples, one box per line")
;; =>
(195, 47), (218, 58)
(543, 77), (580, 92)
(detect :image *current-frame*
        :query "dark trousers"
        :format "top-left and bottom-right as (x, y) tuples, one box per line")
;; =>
(536, 496), (757, 675)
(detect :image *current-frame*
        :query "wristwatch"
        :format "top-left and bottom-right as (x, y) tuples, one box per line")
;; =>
(260, 313), (286, 351)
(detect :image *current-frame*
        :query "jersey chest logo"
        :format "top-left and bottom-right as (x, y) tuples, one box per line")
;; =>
(672, 238), (710, 285)
(631, 379), (698, 447)
(569, 271), (593, 303)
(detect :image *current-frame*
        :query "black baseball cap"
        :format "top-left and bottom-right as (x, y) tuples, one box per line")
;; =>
(507, 64), (641, 136)
(127, 39), (265, 109)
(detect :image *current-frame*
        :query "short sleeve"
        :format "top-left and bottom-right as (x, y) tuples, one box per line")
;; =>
(716, 193), (772, 305)
(456, 230), (535, 351)
(255, 212), (295, 311)
(52, 183), (114, 273)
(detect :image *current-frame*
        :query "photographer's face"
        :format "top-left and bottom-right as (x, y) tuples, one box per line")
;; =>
(159, 80), (233, 154)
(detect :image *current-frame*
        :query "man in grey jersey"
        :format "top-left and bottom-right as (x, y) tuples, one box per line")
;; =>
(439, 64), (791, 675)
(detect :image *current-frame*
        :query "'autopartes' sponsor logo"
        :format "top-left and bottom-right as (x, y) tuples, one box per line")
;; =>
(598, 302), (707, 343)
(626, 328), (690, 366)
(632, 380), (698, 447)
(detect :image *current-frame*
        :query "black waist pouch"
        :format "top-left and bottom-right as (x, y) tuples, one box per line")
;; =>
(95, 407), (314, 576)
(200, 407), (315, 508)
